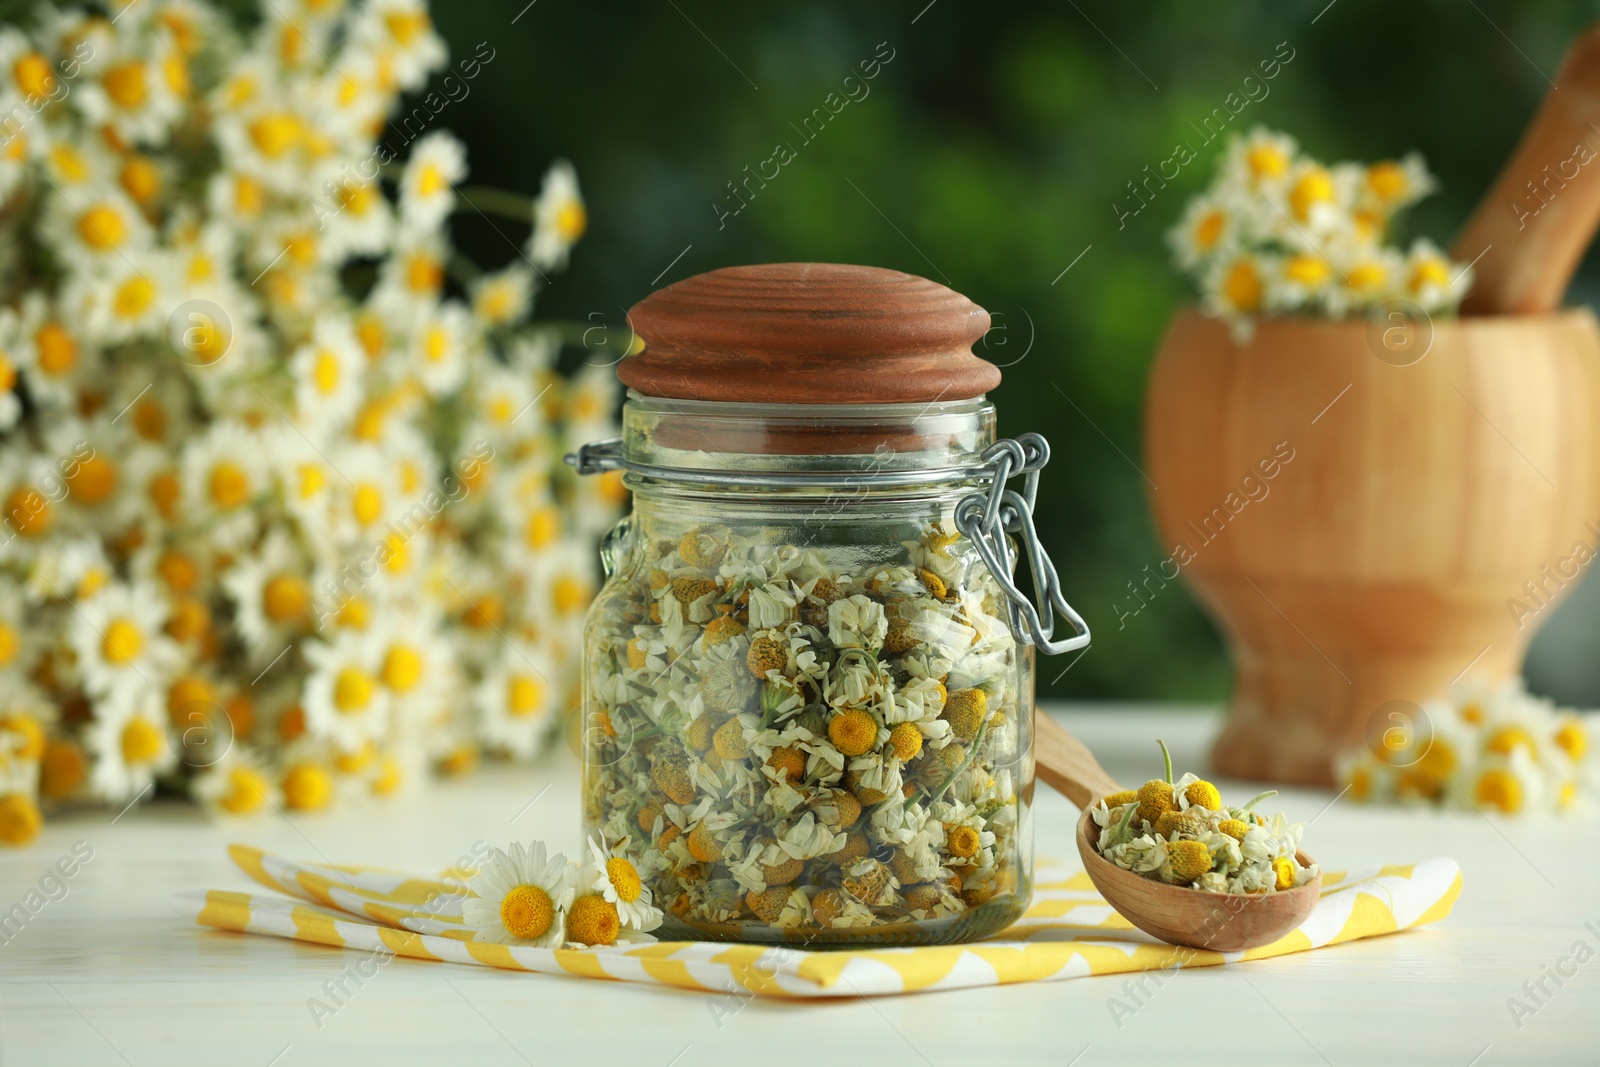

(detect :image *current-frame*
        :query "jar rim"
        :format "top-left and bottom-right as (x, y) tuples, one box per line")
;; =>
(618, 391), (998, 476)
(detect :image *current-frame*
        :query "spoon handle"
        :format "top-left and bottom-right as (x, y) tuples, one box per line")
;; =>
(1034, 712), (1123, 810)
(1455, 20), (1600, 314)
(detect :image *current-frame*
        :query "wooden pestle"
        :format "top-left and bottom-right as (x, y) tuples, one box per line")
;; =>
(1455, 21), (1600, 314)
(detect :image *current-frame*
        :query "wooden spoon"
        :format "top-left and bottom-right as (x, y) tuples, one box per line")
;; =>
(1035, 713), (1322, 952)
(1455, 19), (1600, 314)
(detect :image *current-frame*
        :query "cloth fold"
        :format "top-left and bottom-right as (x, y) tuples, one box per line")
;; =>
(172, 843), (1462, 998)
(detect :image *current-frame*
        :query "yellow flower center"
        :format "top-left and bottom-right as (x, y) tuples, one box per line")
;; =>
(262, 574), (310, 624)
(166, 598), (209, 645)
(888, 721), (923, 761)
(336, 597), (370, 629)
(49, 143), (88, 183)
(79, 203), (129, 250)
(553, 575), (587, 614)
(1485, 726), (1536, 758)
(499, 883), (555, 940)
(1409, 258), (1451, 293)
(114, 275), (156, 318)
(1246, 144), (1289, 179)
(946, 824), (980, 859)
(78, 567), (109, 600)
(334, 741), (374, 773)
(283, 763), (332, 810)
(313, 350), (340, 393)
(103, 61), (148, 109)
(352, 483), (383, 525)
(41, 738), (87, 800)
(1284, 253), (1331, 287)
(606, 856), (642, 903)
(102, 618), (144, 665)
(1461, 702), (1484, 725)
(120, 155), (160, 204)
(1193, 208), (1225, 250)
(333, 668), (377, 713)
(1222, 260), (1263, 312)
(0, 794), (42, 846)
(209, 461), (251, 509)
(385, 11), (431, 44)
(1349, 764), (1373, 802)
(0, 714), (44, 758)
(507, 675), (542, 717)
(132, 397), (166, 440)
(1555, 718), (1587, 761)
(5, 486), (52, 536)
(0, 623), (16, 668)
(828, 708), (878, 757)
(564, 893), (619, 946)
(1345, 262), (1388, 293)
(12, 52), (55, 98)
(149, 471), (180, 519)
(524, 507), (560, 549)
(234, 174), (264, 215)
(372, 756), (403, 796)
(381, 645), (423, 692)
(220, 766), (270, 815)
(36, 323), (76, 375)
(356, 317), (386, 360)
(1289, 168), (1334, 222)
(249, 113), (302, 158)
(65, 454), (117, 505)
(423, 325), (449, 363)
(120, 715), (163, 763)
(406, 253), (442, 294)
(416, 163), (447, 197)
(556, 200), (587, 242)
(0, 354), (14, 393)
(297, 463), (325, 500)
(1367, 161), (1407, 202)
(1474, 768), (1523, 814)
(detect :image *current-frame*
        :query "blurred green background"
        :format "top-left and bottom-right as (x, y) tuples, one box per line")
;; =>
(432, 0), (1600, 705)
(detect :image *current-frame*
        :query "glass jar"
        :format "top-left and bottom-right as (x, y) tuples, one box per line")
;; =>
(570, 264), (1088, 946)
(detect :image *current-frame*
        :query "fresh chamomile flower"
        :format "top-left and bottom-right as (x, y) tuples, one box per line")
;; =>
(316, 166), (394, 261)
(73, 30), (187, 146)
(0, 577), (39, 681)
(462, 840), (576, 948)
(1266, 249), (1338, 313)
(180, 420), (269, 547)
(191, 746), (279, 818)
(528, 158), (585, 271)
(11, 293), (96, 410)
(404, 299), (476, 397)
(398, 131), (465, 229)
(586, 835), (664, 931)
(23, 535), (113, 603)
(1403, 238), (1471, 313)
(289, 314), (365, 429)
(301, 629), (392, 755)
(222, 528), (315, 661)
(1200, 251), (1273, 337)
(473, 640), (559, 760)
(471, 266), (534, 329)
(1359, 152), (1437, 217)
(71, 580), (184, 714)
(85, 690), (177, 805)
(328, 443), (403, 545)
(350, 0), (447, 93)
(1224, 127), (1298, 191)
(43, 183), (153, 267)
(1167, 192), (1239, 271)
(1323, 240), (1404, 319)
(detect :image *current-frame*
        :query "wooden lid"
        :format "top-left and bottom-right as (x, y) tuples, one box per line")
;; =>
(619, 263), (999, 404)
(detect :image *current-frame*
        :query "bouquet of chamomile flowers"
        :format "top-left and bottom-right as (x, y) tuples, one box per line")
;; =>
(1170, 126), (1474, 336)
(0, 0), (625, 847)
(1336, 678), (1599, 817)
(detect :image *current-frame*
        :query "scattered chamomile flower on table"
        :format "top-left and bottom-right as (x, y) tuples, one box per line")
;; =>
(1091, 740), (1317, 895)
(1171, 125), (1473, 338)
(460, 838), (661, 950)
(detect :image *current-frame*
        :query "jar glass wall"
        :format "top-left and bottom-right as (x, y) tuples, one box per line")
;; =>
(581, 396), (1036, 945)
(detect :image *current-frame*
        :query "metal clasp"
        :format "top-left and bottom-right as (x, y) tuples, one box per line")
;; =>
(954, 433), (1091, 656)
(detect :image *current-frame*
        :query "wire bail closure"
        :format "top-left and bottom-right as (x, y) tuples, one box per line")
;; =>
(565, 432), (1090, 655)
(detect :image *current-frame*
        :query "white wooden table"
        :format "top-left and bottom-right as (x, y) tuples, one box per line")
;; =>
(2, 705), (1595, 1066)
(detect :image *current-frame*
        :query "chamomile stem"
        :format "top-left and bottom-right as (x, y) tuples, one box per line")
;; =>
(1242, 789), (1278, 812)
(454, 186), (535, 222)
(1157, 738), (1173, 785)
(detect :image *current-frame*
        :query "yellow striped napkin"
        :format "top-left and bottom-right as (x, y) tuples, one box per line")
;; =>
(172, 844), (1461, 998)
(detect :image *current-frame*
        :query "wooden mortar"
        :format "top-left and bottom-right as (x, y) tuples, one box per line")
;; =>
(1144, 22), (1600, 785)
